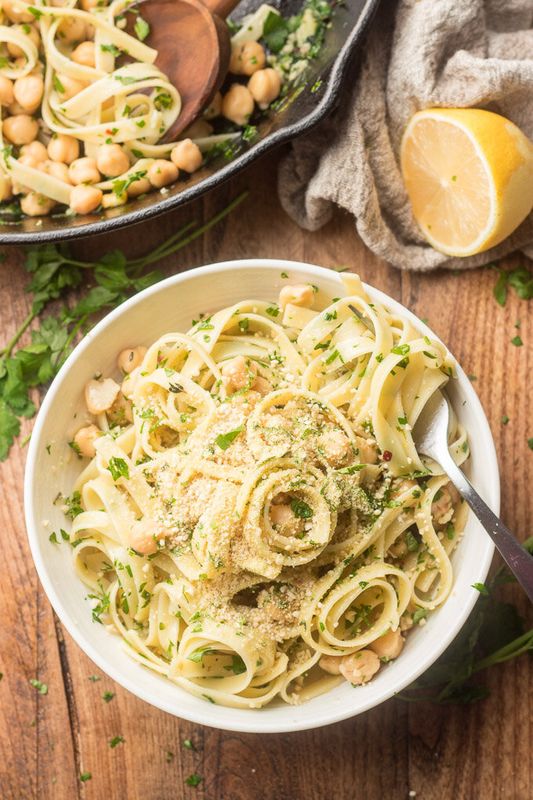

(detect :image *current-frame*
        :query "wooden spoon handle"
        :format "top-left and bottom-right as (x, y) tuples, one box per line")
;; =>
(201, 0), (240, 19)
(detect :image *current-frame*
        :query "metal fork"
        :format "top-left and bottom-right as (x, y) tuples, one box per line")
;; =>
(412, 391), (533, 602)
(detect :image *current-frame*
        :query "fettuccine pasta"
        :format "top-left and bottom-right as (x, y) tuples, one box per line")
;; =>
(60, 273), (469, 708)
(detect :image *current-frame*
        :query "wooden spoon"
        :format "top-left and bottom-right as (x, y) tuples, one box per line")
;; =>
(134, 0), (241, 141)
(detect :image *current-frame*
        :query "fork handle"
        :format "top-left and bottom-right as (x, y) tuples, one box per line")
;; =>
(442, 455), (533, 602)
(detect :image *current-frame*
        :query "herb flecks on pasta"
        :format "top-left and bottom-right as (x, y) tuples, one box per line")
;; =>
(63, 273), (469, 708)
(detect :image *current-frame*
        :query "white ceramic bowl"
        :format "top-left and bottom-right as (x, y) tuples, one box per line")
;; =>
(24, 259), (498, 733)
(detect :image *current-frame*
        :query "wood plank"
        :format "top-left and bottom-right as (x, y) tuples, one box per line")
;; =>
(0, 151), (530, 800)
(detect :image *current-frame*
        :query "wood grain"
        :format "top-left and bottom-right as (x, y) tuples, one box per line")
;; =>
(0, 152), (531, 800)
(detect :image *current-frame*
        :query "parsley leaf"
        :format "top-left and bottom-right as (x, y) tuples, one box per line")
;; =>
(262, 11), (289, 52)
(107, 456), (129, 481)
(290, 498), (313, 519)
(185, 774), (203, 788)
(214, 426), (243, 450)
(134, 15), (150, 40)
(29, 678), (48, 694)
(109, 735), (125, 748)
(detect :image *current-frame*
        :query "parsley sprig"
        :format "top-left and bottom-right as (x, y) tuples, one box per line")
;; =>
(0, 192), (247, 461)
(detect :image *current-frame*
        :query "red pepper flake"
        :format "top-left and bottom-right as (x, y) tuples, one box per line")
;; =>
(383, 450), (392, 461)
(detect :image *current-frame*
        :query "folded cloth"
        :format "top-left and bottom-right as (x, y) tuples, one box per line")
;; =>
(277, 0), (533, 270)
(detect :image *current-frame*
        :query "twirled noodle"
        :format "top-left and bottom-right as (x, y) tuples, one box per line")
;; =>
(62, 273), (470, 708)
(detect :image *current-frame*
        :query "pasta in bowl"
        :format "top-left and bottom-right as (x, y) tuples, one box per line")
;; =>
(25, 260), (497, 731)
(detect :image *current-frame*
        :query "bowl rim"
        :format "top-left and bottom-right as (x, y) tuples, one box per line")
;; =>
(24, 259), (498, 733)
(0, 0), (380, 245)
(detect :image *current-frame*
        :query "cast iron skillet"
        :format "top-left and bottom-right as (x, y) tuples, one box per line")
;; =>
(0, 0), (380, 243)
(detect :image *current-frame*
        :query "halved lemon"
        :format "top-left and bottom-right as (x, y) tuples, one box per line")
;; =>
(400, 108), (533, 257)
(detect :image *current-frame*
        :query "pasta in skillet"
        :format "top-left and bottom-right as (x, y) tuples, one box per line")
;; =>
(62, 273), (469, 708)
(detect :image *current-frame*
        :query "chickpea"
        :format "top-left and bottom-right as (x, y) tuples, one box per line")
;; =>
(369, 629), (404, 661)
(20, 191), (55, 216)
(84, 377), (120, 415)
(7, 100), (27, 116)
(121, 366), (141, 399)
(68, 157), (101, 185)
(117, 346), (146, 374)
(0, 175), (13, 202)
(38, 159), (71, 183)
(221, 84), (254, 126)
(221, 355), (257, 393)
(170, 139), (202, 173)
(320, 651), (381, 684)
(73, 424), (100, 458)
(95, 143), (129, 177)
(431, 482), (460, 526)
(248, 68), (282, 110)
(269, 503), (303, 537)
(69, 184), (103, 214)
(57, 16), (86, 44)
(70, 41), (95, 67)
(147, 159), (178, 189)
(355, 435), (379, 465)
(20, 140), (47, 163)
(203, 91), (222, 120)
(126, 175), (151, 198)
(17, 153), (39, 169)
(318, 430), (352, 467)
(13, 74), (44, 113)
(278, 284), (314, 310)
(253, 376), (272, 396)
(48, 133), (79, 164)
(2, 0), (34, 24)
(339, 650), (381, 684)
(0, 76), (14, 106)
(229, 41), (266, 76)
(54, 73), (87, 100)
(108, 392), (133, 426)
(101, 190), (127, 209)
(129, 517), (165, 555)
(3, 114), (38, 145)
(318, 655), (342, 675)
(180, 119), (213, 139)
(6, 24), (40, 58)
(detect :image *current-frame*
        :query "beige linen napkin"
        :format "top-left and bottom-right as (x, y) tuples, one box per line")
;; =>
(278, 0), (533, 270)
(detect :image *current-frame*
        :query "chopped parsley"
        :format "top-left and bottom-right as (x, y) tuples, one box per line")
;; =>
(472, 582), (489, 596)
(412, 608), (428, 625)
(215, 426), (242, 450)
(134, 15), (150, 41)
(290, 498), (313, 519)
(107, 456), (129, 481)
(109, 735), (125, 748)
(511, 335), (523, 347)
(391, 344), (410, 356)
(80, 772), (92, 782)
(102, 690), (115, 703)
(29, 678), (48, 694)
(185, 774), (203, 788)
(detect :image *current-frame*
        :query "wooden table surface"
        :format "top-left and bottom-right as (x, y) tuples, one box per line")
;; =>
(0, 152), (531, 800)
